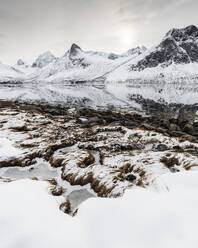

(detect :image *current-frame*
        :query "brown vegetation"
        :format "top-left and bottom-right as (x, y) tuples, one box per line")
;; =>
(160, 156), (179, 169)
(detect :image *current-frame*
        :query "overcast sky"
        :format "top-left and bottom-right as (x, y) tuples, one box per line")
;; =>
(0, 0), (198, 64)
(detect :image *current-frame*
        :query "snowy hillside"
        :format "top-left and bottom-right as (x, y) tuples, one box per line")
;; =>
(0, 63), (25, 82)
(106, 61), (198, 82)
(12, 60), (39, 77)
(36, 44), (145, 82)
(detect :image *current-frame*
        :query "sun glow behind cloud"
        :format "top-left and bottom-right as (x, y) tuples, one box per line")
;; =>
(121, 29), (134, 45)
(117, 27), (136, 51)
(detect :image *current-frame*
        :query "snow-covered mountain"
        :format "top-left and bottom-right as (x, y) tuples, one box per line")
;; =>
(107, 25), (198, 81)
(32, 51), (56, 68)
(17, 59), (25, 66)
(0, 25), (198, 83)
(0, 63), (25, 82)
(36, 43), (145, 82)
(12, 59), (38, 77)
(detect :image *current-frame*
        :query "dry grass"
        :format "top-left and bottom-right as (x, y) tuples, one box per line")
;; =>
(30, 177), (38, 181)
(0, 177), (12, 183)
(61, 168), (116, 197)
(47, 178), (57, 186)
(77, 151), (95, 168)
(160, 156), (179, 169)
(0, 151), (40, 168)
(99, 152), (105, 165)
(50, 156), (65, 168)
(119, 163), (133, 174)
(185, 163), (198, 171)
(60, 199), (72, 215)
(50, 185), (64, 196)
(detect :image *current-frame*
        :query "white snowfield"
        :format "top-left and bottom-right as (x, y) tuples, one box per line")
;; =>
(106, 61), (198, 82)
(0, 172), (198, 248)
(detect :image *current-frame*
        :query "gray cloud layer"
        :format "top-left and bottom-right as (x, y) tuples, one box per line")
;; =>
(0, 0), (197, 64)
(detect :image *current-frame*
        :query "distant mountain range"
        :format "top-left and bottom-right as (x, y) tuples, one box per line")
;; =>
(1, 25), (198, 83)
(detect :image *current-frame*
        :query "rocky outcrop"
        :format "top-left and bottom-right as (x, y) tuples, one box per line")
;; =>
(69, 43), (82, 57)
(17, 59), (25, 66)
(131, 25), (198, 71)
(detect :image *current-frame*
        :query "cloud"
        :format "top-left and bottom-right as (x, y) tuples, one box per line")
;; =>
(116, 0), (194, 24)
(112, 0), (198, 48)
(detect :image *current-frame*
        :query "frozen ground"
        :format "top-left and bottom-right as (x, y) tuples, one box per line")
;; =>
(0, 171), (198, 248)
(0, 82), (197, 247)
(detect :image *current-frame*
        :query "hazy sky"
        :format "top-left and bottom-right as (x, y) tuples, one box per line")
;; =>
(0, 0), (198, 64)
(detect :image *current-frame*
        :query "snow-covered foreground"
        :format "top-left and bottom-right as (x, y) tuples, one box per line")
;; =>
(0, 172), (198, 248)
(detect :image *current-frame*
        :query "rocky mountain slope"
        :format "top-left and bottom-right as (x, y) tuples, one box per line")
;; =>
(132, 25), (198, 70)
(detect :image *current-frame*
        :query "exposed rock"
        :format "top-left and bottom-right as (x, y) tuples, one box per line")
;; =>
(155, 144), (169, 151)
(185, 149), (198, 156)
(170, 131), (186, 137)
(125, 174), (137, 182)
(17, 59), (25, 66)
(131, 25), (198, 71)
(108, 53), (119, 60)
(69, 43), (82, 57)
(183, 124), (194, 135)
(169, 124), (180, 132)
(122, 120), (140, 129)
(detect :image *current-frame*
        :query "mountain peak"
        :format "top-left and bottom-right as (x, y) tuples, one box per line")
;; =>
(126, 46), (147, 55)
(32, 51), (56, 68)
(41, 51), (55, 57)
(129, 25), (198, 71)
(17, 59), (25, 66)
(69, 43), (82, 57)
(165, 25), (198, 42)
